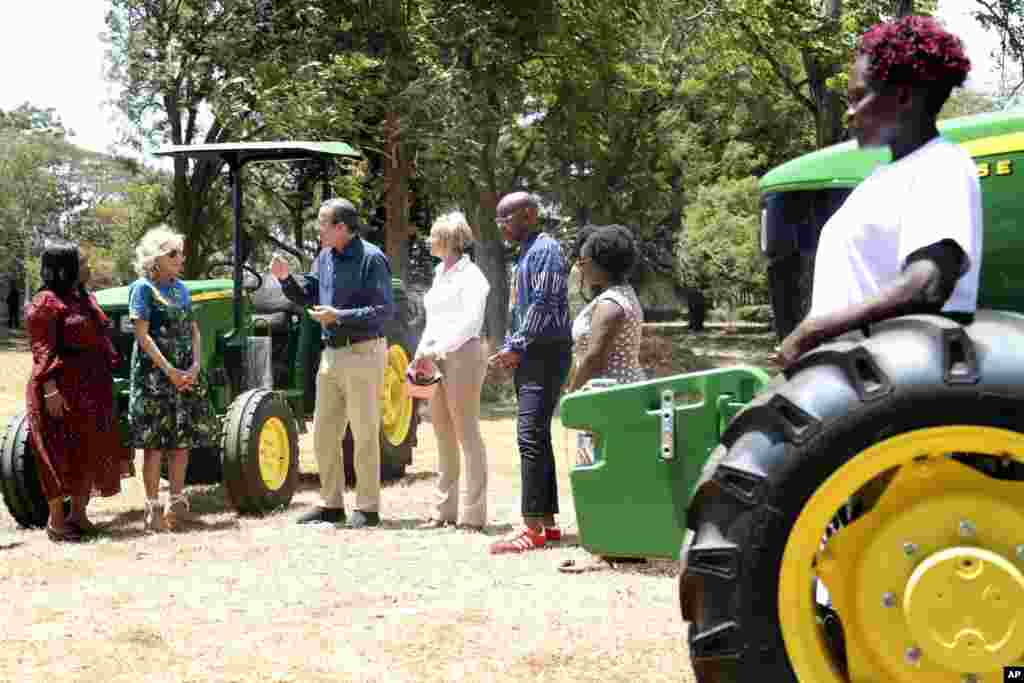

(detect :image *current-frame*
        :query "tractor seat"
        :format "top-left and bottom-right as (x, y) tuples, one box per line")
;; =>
(251, 311), (291, 335)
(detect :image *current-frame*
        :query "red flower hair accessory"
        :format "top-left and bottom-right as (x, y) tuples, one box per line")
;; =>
(858, 15), (971, 87)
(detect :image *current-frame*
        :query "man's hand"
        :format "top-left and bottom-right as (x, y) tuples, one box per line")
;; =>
(488, 348), (522, 370)
(270, 254), (290, 280)
(308, 305), (340, 327)
(778, 318), (827, 368)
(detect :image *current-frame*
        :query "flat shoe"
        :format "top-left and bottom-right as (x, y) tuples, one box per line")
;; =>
(558, 557), (614, 574)
(46, 525), (83, 544)
(417, 519), (451, 530)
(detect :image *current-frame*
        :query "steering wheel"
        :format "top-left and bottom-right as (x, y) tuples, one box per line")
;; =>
(205, 262), (264, 292)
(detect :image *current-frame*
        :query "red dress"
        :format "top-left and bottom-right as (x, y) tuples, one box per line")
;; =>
(25, 290), (130, 500)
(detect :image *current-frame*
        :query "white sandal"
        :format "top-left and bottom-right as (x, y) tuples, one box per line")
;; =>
(144, 497), (166, 533)
(163, 493), (191, 530)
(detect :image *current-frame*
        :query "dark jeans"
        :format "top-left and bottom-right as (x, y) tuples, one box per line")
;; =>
(514, 339), (572, 517)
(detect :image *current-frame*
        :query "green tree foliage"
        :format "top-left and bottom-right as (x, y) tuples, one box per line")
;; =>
(0, 103), (153, 292)
(973, 0), (1024, 101)
(677, 175), (767, 308)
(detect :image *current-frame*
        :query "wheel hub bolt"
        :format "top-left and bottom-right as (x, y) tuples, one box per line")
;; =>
(904, 645), (922, 664)
(903, 542), (918, 557)
(882, 592), (897, 608)
(962, 674), (978, 683)
(959, 519), (976, 538)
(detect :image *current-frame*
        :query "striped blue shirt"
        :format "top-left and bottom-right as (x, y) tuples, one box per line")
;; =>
(503, 232), (571, 352)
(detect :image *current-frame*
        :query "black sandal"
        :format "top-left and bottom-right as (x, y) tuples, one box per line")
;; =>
(46, 525), (83, 543)
(66, 518), (102, 537)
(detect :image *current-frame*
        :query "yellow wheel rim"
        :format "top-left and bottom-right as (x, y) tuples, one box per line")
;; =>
(380, 343), (413, 447)
(257, 416), (290, 491)
(779, 426), (1024, 683)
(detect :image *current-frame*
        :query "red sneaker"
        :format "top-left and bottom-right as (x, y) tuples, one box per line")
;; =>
(545, 526), (562, 542)
(489, 526), (546, 554)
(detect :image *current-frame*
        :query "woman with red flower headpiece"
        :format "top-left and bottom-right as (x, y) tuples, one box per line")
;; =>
(779, 15), (981, 366)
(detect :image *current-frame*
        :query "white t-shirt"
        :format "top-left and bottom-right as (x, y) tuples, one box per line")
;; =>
(809, 137), (982, 319)
(415, 254), (490, 359)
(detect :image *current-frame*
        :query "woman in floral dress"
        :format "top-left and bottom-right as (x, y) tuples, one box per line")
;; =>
(25, 242), (130, 542)
(128, 226), (219, 531)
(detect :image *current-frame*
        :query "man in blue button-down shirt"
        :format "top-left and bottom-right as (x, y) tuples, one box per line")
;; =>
(487, 191), (572, 554)
(270, 198), (394, 529)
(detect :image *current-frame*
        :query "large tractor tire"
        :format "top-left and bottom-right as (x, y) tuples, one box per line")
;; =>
(221, 389), (299, 514)
(183, 448), (223, 485)
(0, 412), (49, 528)
(681, 311), (1024, 683)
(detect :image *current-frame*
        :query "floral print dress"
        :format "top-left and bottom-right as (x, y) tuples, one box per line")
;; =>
(128, 278), (220, 449)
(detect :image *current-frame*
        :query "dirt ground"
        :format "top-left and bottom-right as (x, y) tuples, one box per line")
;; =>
(0, 325), (776, 683)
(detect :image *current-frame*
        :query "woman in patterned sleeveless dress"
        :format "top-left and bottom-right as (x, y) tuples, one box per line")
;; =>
(568, 225), (645, 392)
(128, 226), (220, 531)
(561, 225), (646, 573)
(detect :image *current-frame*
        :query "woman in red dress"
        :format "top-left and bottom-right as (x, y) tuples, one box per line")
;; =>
(25, 242), (128, 542)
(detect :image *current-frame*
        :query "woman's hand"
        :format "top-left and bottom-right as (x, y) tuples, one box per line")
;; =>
(168, 367), (194, 392)
(410, 356), (436, 378)
(44, 390), (69, 418)
(186, 360), (200, 385)
(778, 318), (827, 368)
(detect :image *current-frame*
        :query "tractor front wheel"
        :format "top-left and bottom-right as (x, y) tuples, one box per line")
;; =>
(220, 389), (299, 514)
(0, 412), (49, 528)
(681, 312), (1024, 682)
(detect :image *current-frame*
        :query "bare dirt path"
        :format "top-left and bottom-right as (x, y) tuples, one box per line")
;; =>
(0, 328), (697, 683)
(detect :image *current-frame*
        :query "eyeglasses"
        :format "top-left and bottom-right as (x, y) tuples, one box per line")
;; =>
(495, 208), (521, 226)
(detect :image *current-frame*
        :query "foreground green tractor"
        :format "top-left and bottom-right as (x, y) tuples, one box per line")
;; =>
(561, 109), (1024, 682)
(1, 142), (421, 526)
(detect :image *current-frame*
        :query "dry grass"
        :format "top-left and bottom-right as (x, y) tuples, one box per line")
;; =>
(0, 326), (698, 683)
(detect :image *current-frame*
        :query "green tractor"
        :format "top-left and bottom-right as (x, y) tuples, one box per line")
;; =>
(561, 109), (1024, 682)
(1, 142), (422, 526)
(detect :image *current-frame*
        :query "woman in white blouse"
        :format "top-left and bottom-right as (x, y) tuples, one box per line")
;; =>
(412, 211), (491, 530)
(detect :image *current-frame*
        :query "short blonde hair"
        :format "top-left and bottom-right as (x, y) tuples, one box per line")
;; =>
(429, 211), (474, 256)
(134, 225), (185, 278)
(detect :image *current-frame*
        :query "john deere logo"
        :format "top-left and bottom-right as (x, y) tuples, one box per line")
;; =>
(978, 159), (1014, 178)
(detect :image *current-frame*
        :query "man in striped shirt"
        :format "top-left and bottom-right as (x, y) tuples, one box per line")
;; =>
(488, 192), (573, 554)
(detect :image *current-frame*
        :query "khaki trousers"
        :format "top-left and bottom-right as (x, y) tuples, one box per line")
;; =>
(430, 338), (488, 527)
(313, 338), (386, 512)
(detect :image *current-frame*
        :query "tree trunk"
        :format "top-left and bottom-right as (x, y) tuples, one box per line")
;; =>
(894, 0), (913, 17)
(384, 111), (411, 278)
(804, 0), (845, 148)
(471, 190), (508, 351)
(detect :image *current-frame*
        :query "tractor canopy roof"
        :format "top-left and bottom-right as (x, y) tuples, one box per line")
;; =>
(759, 109), (1024, 194)
(154, 141), (361, 165)
(94, 279), (234, 310)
